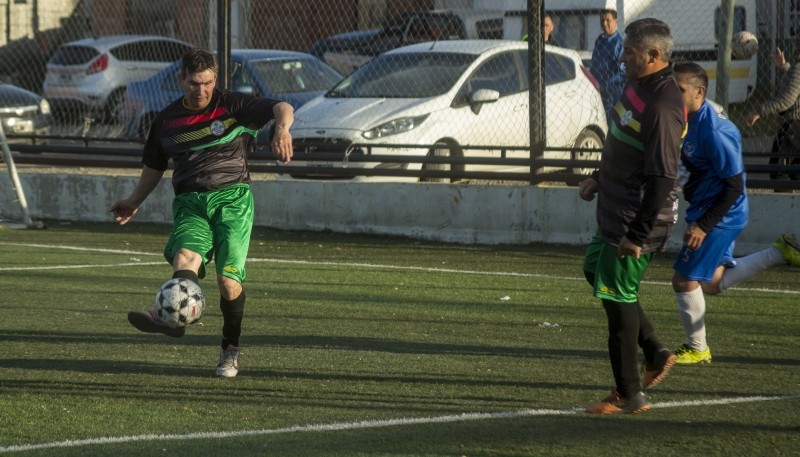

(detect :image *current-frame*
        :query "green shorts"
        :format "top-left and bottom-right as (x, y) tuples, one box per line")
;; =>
(582, 232), (654, 303)
(164, 183), (253, 283)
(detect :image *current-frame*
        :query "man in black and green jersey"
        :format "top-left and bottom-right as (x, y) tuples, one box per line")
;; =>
(110, 49), (294, 377)
(578, 18), (686, 414)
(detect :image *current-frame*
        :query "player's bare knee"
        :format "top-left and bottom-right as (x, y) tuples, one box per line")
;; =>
(217, 275), (242, 300)
(701, 282), (723, 295)
(173, 248), (202, 270)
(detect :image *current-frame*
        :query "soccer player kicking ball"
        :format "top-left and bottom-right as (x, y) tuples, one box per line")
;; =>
(110, 49), (294, 377)
(671, 62), (800, 365)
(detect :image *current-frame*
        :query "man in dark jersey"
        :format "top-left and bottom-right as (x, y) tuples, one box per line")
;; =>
(578, 18), (685, 414)
(109, 49), (294, 377)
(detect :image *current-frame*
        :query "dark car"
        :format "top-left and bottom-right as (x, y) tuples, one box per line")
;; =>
(0, 83), (54, 140)
(308, 9), (503, 75)
(120, 49), (343, 142)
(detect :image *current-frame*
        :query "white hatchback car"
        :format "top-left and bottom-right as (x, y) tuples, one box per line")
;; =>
(43, 35), (193, 122)
(279, 40), (607, 182)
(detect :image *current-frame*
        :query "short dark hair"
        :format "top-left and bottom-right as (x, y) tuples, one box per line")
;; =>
(181, 49), (217, 77)
(601, 9), (618, 19)
(625, 18), (674, 62)
(674, 61), (709, 91)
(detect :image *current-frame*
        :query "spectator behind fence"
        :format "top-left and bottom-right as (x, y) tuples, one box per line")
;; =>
(521, 12), (558, 46)
(591, 9), (626, 116)
(744, 46), (800, 186)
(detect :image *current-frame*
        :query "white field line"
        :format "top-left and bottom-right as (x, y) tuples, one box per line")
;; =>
(1, 242), (799, 295)
(1, 394), (797, 454)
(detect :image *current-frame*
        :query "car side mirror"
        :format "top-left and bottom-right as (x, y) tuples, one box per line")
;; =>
(469, 88), (500, 115)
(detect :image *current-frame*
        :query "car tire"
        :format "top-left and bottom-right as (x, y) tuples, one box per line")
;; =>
(104, 89), (125, 124)
(138, 113), (156, 142)
(571, 129), (603, 176)
(421, 141), (462, 183)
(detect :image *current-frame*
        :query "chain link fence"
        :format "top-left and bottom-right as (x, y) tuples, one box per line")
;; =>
(0, 0), (797, 186)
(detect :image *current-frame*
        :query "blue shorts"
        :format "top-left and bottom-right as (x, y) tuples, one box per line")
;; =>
(673, 226), (743, 282)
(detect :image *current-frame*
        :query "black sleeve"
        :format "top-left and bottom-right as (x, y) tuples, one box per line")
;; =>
(625, 176), (675, 246)
(141, 112), (169, 171)
(695, 173), (745, 233)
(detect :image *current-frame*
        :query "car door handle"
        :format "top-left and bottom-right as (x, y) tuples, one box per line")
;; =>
(514, 104), (527, 112)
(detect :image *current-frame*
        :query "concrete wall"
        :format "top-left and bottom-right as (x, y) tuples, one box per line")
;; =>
(2, 169), (797, 254)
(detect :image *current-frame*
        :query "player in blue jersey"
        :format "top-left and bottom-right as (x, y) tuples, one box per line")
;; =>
(671, 62), (800, 365)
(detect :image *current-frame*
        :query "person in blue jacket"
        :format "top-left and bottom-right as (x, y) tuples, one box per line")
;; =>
(591, 9), (626, 116)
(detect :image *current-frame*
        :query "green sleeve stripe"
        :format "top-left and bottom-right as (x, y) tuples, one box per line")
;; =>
(190, 125), (259, 151)
(610, 122), (644, 152)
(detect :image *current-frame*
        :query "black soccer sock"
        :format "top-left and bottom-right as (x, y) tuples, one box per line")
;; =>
(220, 289), (245, 348)
(602, 299), (641, 399)
(172, 269), (200, 284)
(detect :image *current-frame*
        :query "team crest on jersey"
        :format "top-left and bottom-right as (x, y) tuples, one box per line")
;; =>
(620, 110), (633, 126)
(210, 120), (225, 136)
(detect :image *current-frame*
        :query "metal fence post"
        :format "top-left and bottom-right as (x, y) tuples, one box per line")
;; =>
(715, 0), (734, 112)
(528, 0), (545, 186)
(217, 0), (231, 90)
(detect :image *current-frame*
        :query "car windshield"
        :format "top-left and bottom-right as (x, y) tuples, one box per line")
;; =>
(327, 52), (476, 98)
(249, 58), (342, 95)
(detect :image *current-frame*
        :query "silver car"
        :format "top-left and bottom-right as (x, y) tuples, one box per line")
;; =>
(42, 35), (192, 122)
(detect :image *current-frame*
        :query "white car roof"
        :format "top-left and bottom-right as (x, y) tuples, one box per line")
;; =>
(385, 40), (582, 63)
(64, 34), (188, 49)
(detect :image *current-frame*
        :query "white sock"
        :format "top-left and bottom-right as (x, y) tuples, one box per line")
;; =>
(720, 247), (784, 291)
(676, 286), (707, 351)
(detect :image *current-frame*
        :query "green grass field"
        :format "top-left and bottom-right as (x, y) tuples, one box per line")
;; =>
(0, 221), (798, 456)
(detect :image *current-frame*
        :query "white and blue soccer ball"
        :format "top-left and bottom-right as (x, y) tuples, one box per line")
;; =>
(154, 278), (206, 328)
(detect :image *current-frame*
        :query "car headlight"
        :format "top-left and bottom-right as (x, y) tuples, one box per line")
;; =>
(39, 99), (51, 115)
(362, 114), (429, 139)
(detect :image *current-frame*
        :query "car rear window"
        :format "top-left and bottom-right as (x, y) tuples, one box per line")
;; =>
(49, 46), (99, 65)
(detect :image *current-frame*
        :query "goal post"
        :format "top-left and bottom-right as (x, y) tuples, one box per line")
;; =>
(0, 121), (37, 229)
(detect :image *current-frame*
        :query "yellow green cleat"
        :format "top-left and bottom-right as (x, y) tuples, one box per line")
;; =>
(674, 344), (712, 364)
(773, 233), (800, 267)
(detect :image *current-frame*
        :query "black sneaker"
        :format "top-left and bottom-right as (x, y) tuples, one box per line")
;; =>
(127, 310), (185, 338)
(585, 389), (652, 414)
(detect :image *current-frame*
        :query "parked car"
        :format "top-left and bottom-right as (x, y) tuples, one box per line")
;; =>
(42, 35), (193, 122)
(280, 40), (607, 182)
(119, 49), (343, 143)
(308, 9), (504, 75)
(0, 83), (53, 140)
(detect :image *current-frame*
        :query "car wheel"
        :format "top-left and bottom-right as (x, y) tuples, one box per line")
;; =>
(421, 141), (463, 183)
(138, 113), (156, 142)
(571, 129), (603, 176)
(104, 89), (125, 124)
